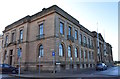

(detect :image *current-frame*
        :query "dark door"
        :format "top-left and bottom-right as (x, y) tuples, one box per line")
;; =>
(9, 50), (13, 66)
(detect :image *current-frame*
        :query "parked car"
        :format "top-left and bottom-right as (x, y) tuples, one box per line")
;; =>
(96, 63), (107, 71)
(0, 64), (18, 74)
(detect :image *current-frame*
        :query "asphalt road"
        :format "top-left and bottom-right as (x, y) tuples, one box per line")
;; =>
(93, 66), (120, 76)
(1, 74), (26, 79)
(0, 66), (119, 79)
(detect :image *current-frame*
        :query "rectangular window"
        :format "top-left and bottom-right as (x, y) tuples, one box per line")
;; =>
(75, 30), (78, 40)
(89, 51), (91, 59)
(20, 30), (23, 41)
(83, 36), (87, 47)
(68, 46), (71, 57)
(68, 26), (72, 36)
(92, 52), (94, 59)
(75, 48), (78, 58)
(81, 49), (83, 58)
(79, 34), (82, 44)
(11, 32), (15, 42)
(85, 50), (87, 59)
(88, 38), (90, 48)
(91, 40), (93, 47)
(84, 36), (86, 44)
(60, 22), (64, 35)
(5, 35), (8, 46)
(88, 38), (90, 45)
(39, 23), (44, 35)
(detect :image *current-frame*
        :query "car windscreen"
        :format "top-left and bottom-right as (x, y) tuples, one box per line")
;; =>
(0, 64), (3, 67)
(97, 64), (102, 66)
(4, 64), (10, 68)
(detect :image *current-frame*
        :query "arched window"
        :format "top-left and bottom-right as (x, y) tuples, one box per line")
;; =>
(68, 46), (72, 57)
(38, 45), (44, 57)
(75, 48), (78, 58)
(59, 44), (64, 56)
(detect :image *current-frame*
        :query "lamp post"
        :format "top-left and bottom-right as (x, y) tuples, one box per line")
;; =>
(39, 55), (41, 74)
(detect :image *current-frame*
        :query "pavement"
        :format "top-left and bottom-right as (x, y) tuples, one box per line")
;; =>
(10, 73), (117, 79)
(9, 66), (119, 79)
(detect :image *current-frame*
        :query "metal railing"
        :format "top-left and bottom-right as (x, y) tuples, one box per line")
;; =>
(18, 39), (23, 44)
(36, 34), (45, 40)
(67, 35), (74, 42)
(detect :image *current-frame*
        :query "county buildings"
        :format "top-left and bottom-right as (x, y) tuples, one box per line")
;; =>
(1, 5), (113, 71)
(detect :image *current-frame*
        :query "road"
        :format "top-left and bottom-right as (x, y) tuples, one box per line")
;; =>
(0, 66), (119, 79)
(77, 66), (120, 79)
(93, 66), (120, 76)
(1, 74), (26, 79)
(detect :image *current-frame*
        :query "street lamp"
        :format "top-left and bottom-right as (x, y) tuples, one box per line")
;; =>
(39, 55), (41, 74)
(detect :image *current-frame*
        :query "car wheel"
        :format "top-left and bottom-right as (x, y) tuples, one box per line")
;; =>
(101, 68), (103, 71)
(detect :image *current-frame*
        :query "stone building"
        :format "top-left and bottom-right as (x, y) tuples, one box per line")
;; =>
(2, 5), (113, 71)
(0, 35), (3, 63)
(91, 31), (113, 66)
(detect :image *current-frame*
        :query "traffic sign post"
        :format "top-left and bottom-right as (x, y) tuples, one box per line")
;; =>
(17, 48), (21, 77)
(52, 52), (55, 56)
(39, 55), (41, 75)
(52, 51), (55, 74)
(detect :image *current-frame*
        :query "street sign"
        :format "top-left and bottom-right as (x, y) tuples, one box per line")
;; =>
(52, 51), (55, 56)
(52, 51), (55, 74)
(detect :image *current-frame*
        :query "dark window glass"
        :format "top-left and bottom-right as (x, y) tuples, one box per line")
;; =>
(5, 35), (8, 45)
(75, 48), (78, 58)
(60, 22), (64, 34)
(68, 46), (71, 57)
(39, 45), (44, 57)
(59, 44), (64, 56)
(81, 49), (83, 58)
(89, 51), (91, 59)
(84, 36), (86, 44)
(91, 40), (93, 47)
(68, 26), (72, 36)
(79, 34), (82, 44)
(11, 33), (15, 42)
(88, 38), (90, 46)
(75, 30), (78, 40)
(92, 52), (94, 59)
(39, 23), (44, 35)
(4, 64), (10, 68)
(85, 50), (87, 58)
(20, 30), (23, 40)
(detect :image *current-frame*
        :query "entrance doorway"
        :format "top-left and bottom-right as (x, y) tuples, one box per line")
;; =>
(9, 50), (13, 66)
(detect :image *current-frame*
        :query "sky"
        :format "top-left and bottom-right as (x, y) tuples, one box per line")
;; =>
(0, 0), (118, 61)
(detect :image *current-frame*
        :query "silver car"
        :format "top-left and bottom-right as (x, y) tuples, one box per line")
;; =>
(96, 63), (107, 71)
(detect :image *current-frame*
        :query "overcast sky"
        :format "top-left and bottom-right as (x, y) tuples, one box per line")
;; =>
(0, 0), (118, 61)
